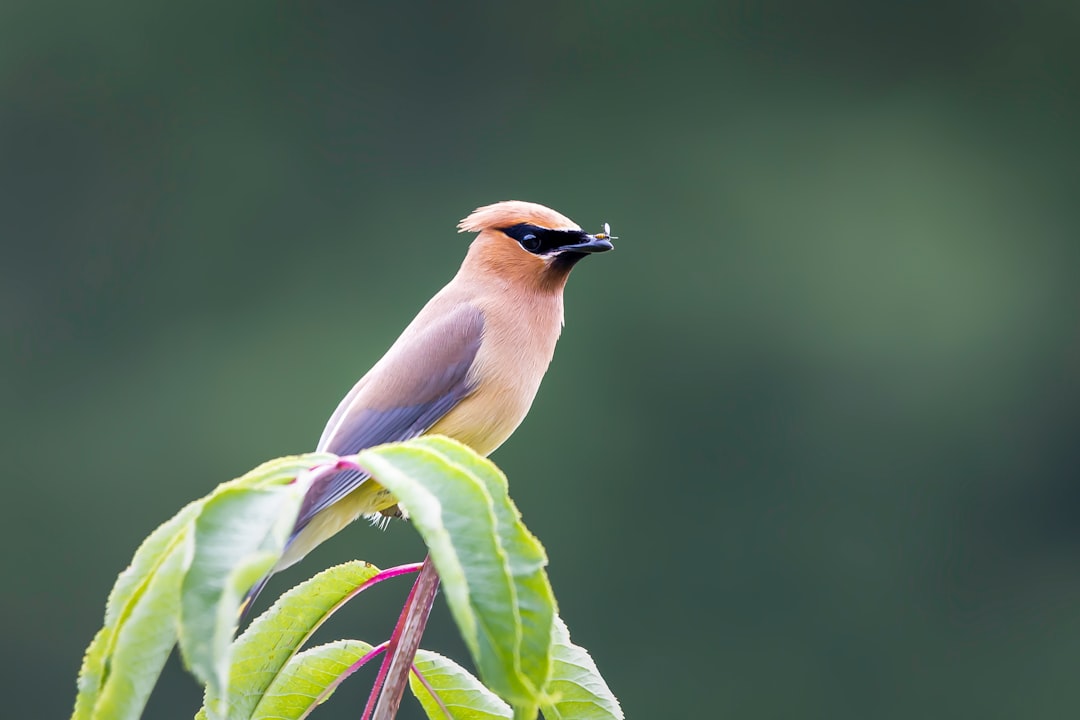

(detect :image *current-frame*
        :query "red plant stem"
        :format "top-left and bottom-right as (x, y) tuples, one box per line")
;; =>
(360, 559), (426, 720)
(335, 562), (424, 609)
(246, 561), (421, 654)
(370, 556), (441, 720)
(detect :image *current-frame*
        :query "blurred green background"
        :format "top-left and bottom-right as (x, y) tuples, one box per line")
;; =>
(4, 1), (1079, 718)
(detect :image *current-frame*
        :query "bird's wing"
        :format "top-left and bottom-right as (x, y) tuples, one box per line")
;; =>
(293, 302), (484, 532)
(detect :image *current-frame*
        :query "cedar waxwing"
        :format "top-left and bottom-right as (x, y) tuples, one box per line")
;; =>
(244, 200), (613, 609)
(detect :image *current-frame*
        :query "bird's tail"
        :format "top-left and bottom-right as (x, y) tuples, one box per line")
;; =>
(238, 572), (273, 624)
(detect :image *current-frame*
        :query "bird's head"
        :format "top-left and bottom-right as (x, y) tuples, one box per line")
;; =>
(458, 200), (614, 289)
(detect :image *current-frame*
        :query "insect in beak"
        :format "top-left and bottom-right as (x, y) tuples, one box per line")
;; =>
(594, 222), (618, 241)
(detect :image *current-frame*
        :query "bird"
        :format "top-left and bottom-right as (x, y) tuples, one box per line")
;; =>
(242, 200), (614, 612)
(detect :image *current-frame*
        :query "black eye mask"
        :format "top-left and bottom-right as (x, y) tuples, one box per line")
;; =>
(499, 223), (592, 255)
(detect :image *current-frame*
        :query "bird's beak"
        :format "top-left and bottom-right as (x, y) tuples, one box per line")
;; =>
(561, 234), (615, 254)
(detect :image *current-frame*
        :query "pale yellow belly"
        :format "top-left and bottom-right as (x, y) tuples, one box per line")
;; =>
(426, 384), (530, 457)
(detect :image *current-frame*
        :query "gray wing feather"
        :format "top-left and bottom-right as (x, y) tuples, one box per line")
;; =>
(291, 304), (483, 534)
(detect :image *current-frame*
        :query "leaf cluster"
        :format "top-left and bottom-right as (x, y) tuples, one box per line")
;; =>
(73, 437), (621, 720)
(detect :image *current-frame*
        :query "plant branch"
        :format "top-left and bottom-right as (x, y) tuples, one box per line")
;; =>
(371, 555), (441, 720)
(360, 572), (424, 720)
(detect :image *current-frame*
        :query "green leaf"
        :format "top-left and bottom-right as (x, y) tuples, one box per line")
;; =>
(409, 649), (513, 720)
(422, 439), (553, 688)
(202, 560), (381, 720)
(77, 445), (624, 720)
(73, 521), (195, 720)
(253, 639), (375, 720)
(539, 618), (623, 720)
(180, 486), (300, 703)
(178, 453), (333, 710)
(356, 436), (556, 714)
(74, 453), (332, 720)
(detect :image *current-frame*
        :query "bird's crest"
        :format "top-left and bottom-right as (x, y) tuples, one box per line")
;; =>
(458, 200), (580, 233)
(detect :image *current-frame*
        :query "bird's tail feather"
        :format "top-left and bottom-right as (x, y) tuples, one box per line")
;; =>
(238, 572), (272, 624)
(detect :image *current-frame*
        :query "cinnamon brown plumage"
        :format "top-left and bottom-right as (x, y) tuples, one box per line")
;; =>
(244, 200), (613, 610)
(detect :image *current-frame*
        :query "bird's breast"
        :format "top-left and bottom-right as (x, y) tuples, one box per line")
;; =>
(427, 293), (563, 456)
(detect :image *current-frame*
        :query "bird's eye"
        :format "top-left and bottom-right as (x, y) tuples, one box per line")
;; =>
(522, 234), (541, 252)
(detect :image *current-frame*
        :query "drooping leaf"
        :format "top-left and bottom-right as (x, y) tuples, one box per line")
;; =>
(177, 453), (333, 711)
(73, 522), (195, 720)
(74, 453), (332, 720)
(539, 618), (623, 720)
(253, 639), (376, 720)
(356, 436), (556, 715)
(201, 560), (382, 720)
(229, 455), (340, 491)
(409, 649), (513, 720)
(180, 485), (302, 705)
(423, 439), (553, 689)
